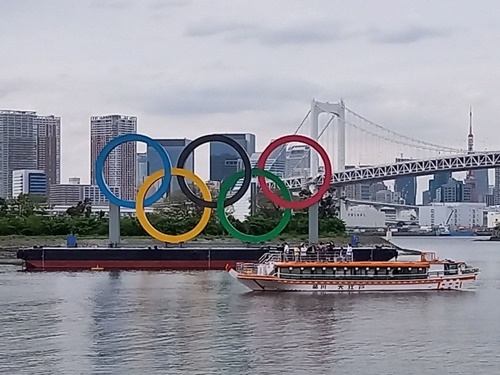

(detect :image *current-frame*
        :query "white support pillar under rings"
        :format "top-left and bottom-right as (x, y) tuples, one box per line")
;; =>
(308, 99), (345, 244)
(108, 203), (121, 247)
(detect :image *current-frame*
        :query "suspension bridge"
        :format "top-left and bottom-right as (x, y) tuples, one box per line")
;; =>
(264, 99), (500, 242)
(263, 99), (500, 190)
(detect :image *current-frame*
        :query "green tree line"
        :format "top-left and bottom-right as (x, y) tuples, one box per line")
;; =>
(0, 190), (346, 239)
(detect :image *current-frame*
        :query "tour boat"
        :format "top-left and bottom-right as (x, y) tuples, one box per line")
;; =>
(226, 251), (480, 292)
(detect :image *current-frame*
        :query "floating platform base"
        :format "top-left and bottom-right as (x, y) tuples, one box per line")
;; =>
(16, 246), (398, 272)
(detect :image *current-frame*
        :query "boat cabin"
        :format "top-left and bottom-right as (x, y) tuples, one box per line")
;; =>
(236, 251), (475, 280)
(274, 261), (430, 280)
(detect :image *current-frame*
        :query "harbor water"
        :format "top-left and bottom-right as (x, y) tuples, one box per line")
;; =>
(0, 237), (499, 374)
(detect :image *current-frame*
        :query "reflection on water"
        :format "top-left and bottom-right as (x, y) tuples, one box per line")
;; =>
(0, 238), (499, 374)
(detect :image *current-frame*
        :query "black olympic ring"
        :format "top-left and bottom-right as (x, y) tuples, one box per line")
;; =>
(176, 134), (252, 208)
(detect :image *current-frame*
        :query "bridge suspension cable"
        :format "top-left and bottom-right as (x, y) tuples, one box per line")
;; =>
(344, 107), (465, 153)
(344, 120), (459, 153)
(293, 110), (311, 135)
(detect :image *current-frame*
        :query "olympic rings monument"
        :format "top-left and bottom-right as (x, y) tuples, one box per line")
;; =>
(95, 102), (343, 246)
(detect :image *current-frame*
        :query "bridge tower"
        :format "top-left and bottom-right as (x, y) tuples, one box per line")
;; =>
(308, 99), (345, 243)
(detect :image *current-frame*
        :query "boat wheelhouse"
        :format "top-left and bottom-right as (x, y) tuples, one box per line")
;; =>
(226, 251), (479, 292)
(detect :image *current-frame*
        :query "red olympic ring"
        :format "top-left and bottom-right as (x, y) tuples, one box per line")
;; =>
(257, 134), (332, 210)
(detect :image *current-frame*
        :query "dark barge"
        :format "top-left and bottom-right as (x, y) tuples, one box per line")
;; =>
(16, 245), (399, 272)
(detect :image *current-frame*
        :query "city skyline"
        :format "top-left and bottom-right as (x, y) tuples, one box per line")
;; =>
(0, 105), (493, 205)
(0, 105), (496, 206)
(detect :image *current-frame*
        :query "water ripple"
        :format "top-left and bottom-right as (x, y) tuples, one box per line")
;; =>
(0, 240), (499, 374)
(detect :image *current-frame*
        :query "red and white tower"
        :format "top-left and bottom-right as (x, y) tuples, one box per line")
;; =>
(467, 106), (474, 154)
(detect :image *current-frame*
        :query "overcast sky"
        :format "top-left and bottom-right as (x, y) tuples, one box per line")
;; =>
(2, 0), (500, 200)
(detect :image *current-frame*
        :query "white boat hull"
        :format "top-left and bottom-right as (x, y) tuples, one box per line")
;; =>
(228, 269), (478, 292)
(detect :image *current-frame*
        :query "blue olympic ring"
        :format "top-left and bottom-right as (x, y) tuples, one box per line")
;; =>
(95, 133), (172, 209)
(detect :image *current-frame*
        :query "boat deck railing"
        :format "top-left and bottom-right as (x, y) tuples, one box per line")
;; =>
(462, 267), (480, 274)
(261, 252), (352, 263)
(236, 262), (266, 275)
(258, 251), (283, 263)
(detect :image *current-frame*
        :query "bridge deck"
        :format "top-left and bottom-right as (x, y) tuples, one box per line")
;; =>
(272, 151), (500, 190)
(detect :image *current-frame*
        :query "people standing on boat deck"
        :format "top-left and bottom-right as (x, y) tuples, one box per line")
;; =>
(319, 242), (326, 261)
(346, 244), (353, 262)
(294, 246), (300, 261)
(300, 243), (307, 261)
(283, 242), (289, 261)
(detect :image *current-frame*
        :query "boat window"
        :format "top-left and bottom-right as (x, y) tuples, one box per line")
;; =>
(444, 263), (459, 275)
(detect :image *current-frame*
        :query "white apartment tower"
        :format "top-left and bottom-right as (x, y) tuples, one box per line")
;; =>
(90, 115), (137, 201)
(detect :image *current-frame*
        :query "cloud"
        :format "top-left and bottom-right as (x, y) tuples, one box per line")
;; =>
(186, 19), (351, 46)
(186, 22), (255, 38)
(90, 0), (132, 9)
(186, 19), (450, 47)
(370, 25), (452, 44)
(147, 0), (189, 9)
(0, 78), (51, 101)
(90, 0), (188, 11)
(130, 76), (321, 116)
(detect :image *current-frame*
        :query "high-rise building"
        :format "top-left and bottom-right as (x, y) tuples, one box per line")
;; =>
(343, 165), (381, 201)
(485, 194), (495, 207)
(0, 110), (38, 198)
(231, 143), (287, 220)
(209, 133), (255, 181)
(147, 139), (193, 195)
(250, 145), (286, 178)
(394, 157), (416, 205)
(494, 168), (500, 205)
(35, 115), (61, 191)
(435, 178), (472, 202)
(344, 183), (371, 201)
(422, 190), (432, 206)
(49, 184), (120, 205)
(12, 169), (46, 198)
(375, 190), (403, 204)
(426, 171), (452, 203)
(90, 115), (137, 201)
(285, 145), (310, 178)
(136, 152), (148, 188)
(0, 111), (61, 198)
(474, 169), (489, 202)
(369, 182), (388, 201)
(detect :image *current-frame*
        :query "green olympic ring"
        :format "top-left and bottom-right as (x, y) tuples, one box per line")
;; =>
(217, 168), (292, 243)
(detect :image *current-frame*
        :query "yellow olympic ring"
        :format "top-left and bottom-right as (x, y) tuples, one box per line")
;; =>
(135, 168), (212, 243)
